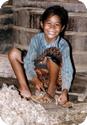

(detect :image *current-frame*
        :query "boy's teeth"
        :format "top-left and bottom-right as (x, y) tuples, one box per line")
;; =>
(48, 32), (54, 35)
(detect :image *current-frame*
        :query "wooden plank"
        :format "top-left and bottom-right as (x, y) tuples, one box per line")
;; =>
(66, 35), (87, 51)
(12, 25), (38, 33)
(13, 7), (87, 17)
(0, 24), (12, 29)
(1, 5), (13, 8)
(65, 31), (87, 36)
(69, 12), (87, 17)
(0, 14), (13, 19)
(75, 64), (87, 73)
(13, 7), (44, 13)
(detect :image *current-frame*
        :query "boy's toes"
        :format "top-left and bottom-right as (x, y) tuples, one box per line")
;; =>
(18, 90), (31, 100)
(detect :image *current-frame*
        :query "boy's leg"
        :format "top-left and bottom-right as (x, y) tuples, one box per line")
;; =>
(39, 58), (69, 104)
(46, 58), (59, 97)
(8, 48), (31, 98)
(37, 58), (60, 103)
(47, 59), (69, 104)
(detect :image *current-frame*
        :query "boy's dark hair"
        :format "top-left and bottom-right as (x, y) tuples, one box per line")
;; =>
(40, 5), (68, 37)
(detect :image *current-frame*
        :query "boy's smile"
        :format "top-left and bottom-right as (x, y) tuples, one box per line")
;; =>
(41, 15), (64, 43)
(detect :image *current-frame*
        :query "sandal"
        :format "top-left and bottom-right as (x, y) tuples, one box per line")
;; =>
(61, 101), (73, 108)
(57, 98), (73, 108)
(18, 90), (44, 103)
(55, 95), (73, 108)
(18, 91), (41, 103)
(33, 92), (55, 104)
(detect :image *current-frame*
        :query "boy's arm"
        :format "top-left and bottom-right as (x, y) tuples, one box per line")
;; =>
(58, 44), (74, 104)
(24, 38), (38, 81)
(24, 39), (45, 91)
(61, 45), (74, 91)
(32, 76), (45, 92)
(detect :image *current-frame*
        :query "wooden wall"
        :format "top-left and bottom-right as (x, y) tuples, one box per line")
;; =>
(11, 0), (87, 72)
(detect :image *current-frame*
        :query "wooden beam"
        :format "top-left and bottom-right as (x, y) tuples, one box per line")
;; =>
(13, 7), (87, 17)
(0, 14), (13, 19)
(0, 24), (12, 30)
(12, 25), (39, 33)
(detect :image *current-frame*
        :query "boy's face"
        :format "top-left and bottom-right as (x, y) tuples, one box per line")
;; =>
(41, 15), (64, 42)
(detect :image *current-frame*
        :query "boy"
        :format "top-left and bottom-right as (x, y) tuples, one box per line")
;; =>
(8, 5), (74, 105)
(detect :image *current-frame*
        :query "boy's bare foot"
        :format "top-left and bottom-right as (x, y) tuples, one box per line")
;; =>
(58, 89), (69, 105)
(19, 89), (31, 99)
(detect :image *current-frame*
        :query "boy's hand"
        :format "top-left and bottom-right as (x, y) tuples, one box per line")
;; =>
(32, 77), (45, 92)
(35, 82), (45, 92)
(58, 89), (69, 105)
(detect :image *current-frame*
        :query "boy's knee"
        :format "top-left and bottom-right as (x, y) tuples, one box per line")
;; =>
(8, 48), (19, 60)
(47, 58), (59, 68)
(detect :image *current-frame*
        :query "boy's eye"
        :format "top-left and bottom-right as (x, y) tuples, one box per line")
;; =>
(55, 23), (61, 26)
(45, 22), (61, 27)
(46, 22), (51, 25)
